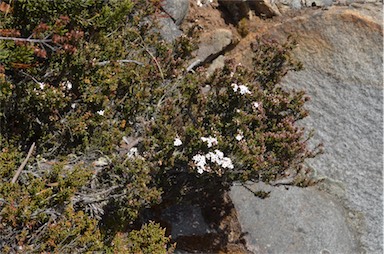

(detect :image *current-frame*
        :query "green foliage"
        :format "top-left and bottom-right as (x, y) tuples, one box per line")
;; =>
(0, 145), (22, 180)
(126, 222), (174, 254)
(0, 0), (170, 252)
(141, 38), (319, 202)
(0, 0), (320, 252)
(237, 18), (249, 38)
(0, 158), (103, 252)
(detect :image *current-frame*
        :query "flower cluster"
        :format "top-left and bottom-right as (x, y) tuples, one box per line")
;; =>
(192, 136), (234, 175)
(200, 136), (218, 148)
(174, 137), (182, 147)
(192, 149), (234, 174)
(206, 150), (234, 169)
(231, 83), (251, 95)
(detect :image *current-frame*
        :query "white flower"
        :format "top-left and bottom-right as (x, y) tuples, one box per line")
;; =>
(193, 154), (207, 174)
(201, 136), (218, 148)
(252, 102), (259, 109)
(239, 85), (251, 95)
(220, 157), (234, 169)
(65, 81), (72, 90)
(206, 150), (223, 165)
(38, 82), (45, 90)
(232, 83), (239, 92)
(174, 137), (182, 147)
(205, 150), (234, 169)
(235, 133), (243, 141)
(97, 110), (105, 116)
(196, 0), (203, 6)
(71, 103), (76, 109)
(232, 83), (251, 95)
(213, 149), (224, 160)
(205, 151), (218, 164)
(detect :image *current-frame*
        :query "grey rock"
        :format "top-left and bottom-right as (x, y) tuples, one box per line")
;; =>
(290, 0), (304, 9)
(206, 55), (226, 76)
(274, 6), (383, 253)
(194, 29), (233, 65)
(157, 15), (183, 42)
(162, 0), (189, 25)
(230, 182), (359, 253)
(304, 0), (333, 7)
(161, 204), (211, 239)
(250, 0), (282, 17)
(187, 29), (232, 72)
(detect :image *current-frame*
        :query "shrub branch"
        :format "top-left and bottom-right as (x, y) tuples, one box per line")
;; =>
(11, 142), (35, 184)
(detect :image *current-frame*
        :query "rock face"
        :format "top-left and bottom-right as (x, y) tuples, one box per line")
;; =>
(162, 0), (189, 25)
(157, 15), (183, 42)
(196, 29), (233, 62)
(188, 29), (233, 71)
(161, 204), (211, 239)
(230, 182), (359, 253)
(156, 0), (189, 42)
(230, 4), (383, 253)
(219, 0), (281, 21)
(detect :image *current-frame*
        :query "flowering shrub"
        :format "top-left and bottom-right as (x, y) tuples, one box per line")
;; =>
(144, 49), (320, 202)
(0, 0), (320, 252)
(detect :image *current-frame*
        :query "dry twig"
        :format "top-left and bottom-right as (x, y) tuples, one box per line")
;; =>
(11, 142), (35, 184)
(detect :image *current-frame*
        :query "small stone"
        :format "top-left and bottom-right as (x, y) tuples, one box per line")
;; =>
(162, 0), (189, 25)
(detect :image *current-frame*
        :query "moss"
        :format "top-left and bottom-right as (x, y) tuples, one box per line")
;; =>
(237, 18), (249, 37)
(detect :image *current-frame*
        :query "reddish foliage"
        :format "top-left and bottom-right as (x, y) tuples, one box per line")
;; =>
(0, 29), (20, 37)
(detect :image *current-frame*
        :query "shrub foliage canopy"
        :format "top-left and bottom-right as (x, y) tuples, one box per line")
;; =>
(0, 0), (319, 252)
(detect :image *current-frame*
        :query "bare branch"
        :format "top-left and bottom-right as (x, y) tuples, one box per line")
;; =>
(186, 59), (202, 73)
(11, 142), (35, 184)
(0, 36), (52, 44)
(96, 59), (144, 66)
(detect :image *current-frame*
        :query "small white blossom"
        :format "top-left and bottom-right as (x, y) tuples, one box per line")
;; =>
(205, 150), (234, 169)
(38, 82), (45, 90)
(174, 137), (182, 147)
(220, 157), (234, 169)
(232, 83), (239, 92)
(64, 81), (72, 90)
(97, 110), (105, 116)
(201, 136), (218, 148)
(71, 103), (76, 109)
(196, 0), (203, 6)
(193, 154), (207, 174)
(239, 85), (251, 95)
(235, 133), (243, 141)
(252, 102), (260, 109)
(232, 83), (251, 95)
